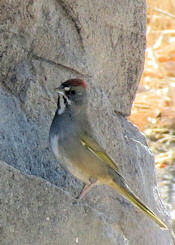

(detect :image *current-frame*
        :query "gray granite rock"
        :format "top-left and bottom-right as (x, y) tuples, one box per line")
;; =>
(0, 161), (121, 245)
(1, 0), (146, 116)
(0, 0), (174, 244)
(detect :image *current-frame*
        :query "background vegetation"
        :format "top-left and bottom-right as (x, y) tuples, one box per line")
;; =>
(129, 0), (175, 228)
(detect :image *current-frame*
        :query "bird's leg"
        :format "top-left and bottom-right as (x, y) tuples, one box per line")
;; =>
(76, 181), (97, 200)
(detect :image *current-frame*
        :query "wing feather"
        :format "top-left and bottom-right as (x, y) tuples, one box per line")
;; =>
(81, 135), (119, 173)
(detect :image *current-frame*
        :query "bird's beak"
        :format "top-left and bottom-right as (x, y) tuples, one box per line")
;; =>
(54, 87), (65, 96)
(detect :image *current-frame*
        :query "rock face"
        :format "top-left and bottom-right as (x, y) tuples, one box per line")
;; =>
(0, 0), (174, 244)
(0, 161), (122, 245)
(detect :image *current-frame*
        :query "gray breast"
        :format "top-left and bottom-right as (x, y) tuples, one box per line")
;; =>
(50, 134), (63, 162)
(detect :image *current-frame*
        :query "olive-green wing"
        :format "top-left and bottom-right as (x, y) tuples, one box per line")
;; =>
(80, 135), (119, 173)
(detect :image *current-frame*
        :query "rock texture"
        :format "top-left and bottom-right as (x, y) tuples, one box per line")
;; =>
(156, 165), (175, 231)
(0, 161), (122, 245)
(0, 0), (174, 244)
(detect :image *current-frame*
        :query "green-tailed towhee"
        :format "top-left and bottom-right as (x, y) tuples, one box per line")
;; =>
(49, 78), (168, 230)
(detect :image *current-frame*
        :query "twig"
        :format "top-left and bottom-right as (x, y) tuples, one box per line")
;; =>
(148, 7), (175, 20)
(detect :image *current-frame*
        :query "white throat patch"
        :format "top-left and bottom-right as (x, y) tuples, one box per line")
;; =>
(57, 96), (66, 115)
(57, 95), (71, 115)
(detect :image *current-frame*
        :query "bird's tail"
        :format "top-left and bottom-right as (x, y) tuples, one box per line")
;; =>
(109, 180), (168, 230)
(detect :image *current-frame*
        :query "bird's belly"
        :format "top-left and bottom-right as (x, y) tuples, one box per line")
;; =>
(50, 134), (91, 184)
(50, 134), (63, 162)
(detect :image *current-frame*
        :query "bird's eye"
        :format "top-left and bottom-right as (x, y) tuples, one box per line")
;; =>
(70, 90), (76, 95)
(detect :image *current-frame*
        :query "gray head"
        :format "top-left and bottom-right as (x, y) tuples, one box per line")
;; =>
(55, 78), (88, 115)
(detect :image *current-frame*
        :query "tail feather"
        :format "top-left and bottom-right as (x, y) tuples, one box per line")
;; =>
(110, 181), (168, 230)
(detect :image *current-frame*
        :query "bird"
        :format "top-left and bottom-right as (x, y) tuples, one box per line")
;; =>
(49, 78), (168, 230)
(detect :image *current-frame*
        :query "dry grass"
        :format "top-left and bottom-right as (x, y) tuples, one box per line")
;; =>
(129, 0), (175, 168)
